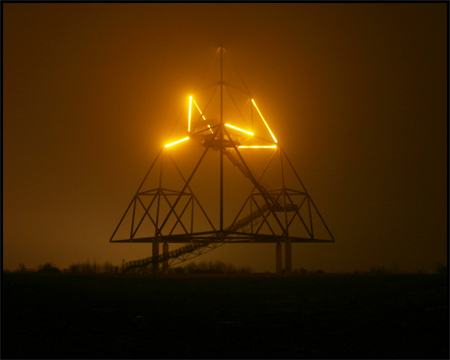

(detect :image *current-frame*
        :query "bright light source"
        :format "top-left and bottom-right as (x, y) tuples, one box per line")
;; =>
(165, 137), (190, 148)
(238, 145), (277, 149)
(251, 99), (278, 143)
(193, 99), (206, 120)
(188, 96), (192, 132)
(225, 123), (254, 136)
(207, 125), (214, 134)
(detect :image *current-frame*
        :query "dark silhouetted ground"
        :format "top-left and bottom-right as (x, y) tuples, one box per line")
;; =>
(2, 273), (448, 358)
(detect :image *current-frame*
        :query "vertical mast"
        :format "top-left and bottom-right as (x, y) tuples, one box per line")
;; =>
(220, 45), (224, 231)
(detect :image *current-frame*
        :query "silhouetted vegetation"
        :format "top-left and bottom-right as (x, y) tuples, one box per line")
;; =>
(37, 262), (61, 274)
(65, 260), (117, 275)
(292, 268), (325, 274)
(3, 260), (447, 276)
(293, 267), (308, 274)
(369, 265), (402, 275)
(13, 263), (33, 274)
(6, 261), (119, 275)
(169, 260), (252, 274)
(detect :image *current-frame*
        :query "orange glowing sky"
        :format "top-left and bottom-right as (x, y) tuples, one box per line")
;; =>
(3, 3), (447, 273)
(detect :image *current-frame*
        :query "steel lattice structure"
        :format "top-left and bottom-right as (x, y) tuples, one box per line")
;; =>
(110, 47), (334, 273)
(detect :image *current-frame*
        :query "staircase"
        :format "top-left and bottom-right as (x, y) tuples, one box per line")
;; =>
(123, 201), (271, 272)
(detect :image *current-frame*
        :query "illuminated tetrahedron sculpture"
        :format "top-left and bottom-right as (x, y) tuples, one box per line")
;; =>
(110, 47), (334, 273)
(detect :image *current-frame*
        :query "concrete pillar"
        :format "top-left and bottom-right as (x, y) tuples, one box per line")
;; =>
(276, 242), (282, 274)
(284, 238), (292, 275)
(152, 238), (159, 274)
(163, 243), (169, 275)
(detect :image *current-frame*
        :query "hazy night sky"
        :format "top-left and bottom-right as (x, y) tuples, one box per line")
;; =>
(3, 3), (447, 273)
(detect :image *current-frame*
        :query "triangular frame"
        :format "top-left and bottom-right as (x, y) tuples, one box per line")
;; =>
(110, 47), (334, 271)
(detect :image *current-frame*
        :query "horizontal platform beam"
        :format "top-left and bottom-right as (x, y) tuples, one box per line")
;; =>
(111, 236), (334, 244)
